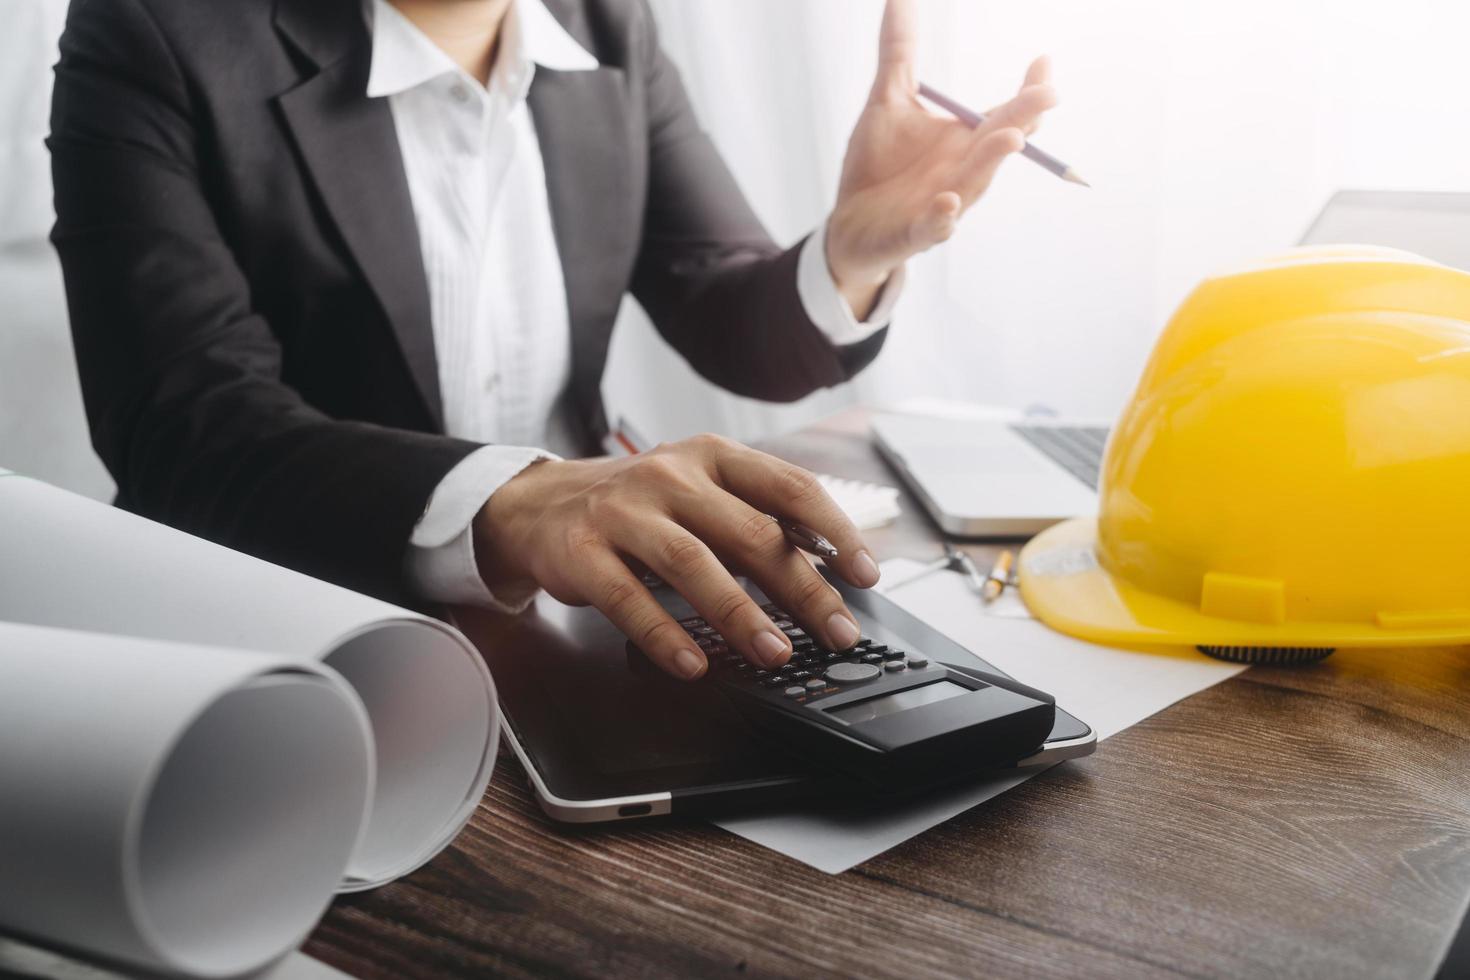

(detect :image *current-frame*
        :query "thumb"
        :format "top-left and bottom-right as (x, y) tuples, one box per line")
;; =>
(909, 191), (962, 251)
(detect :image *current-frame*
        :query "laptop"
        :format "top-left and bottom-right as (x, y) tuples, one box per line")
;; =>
(874, 189), (1470, 538)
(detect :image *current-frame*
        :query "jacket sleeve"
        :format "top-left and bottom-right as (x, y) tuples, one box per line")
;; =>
(48, 0), (481, 604)
(626, 1), (887, 403)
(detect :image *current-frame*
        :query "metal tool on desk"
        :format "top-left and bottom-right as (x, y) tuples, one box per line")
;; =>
(945, 543), (988, 594)
(881, 543), (1019, 595)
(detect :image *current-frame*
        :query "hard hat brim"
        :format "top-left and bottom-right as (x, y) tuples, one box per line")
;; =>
(1018, 518), (1470, 650)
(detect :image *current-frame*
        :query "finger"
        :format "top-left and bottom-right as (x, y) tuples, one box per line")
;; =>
(985, 58), (1053, 110)
(712, 449), (880, 591)
(985, 83), (1058, 137)
(756, 549), (864, 653)
(908, 191), (962, 251)
(577, 550), (709, 681)
(691, 499), (865, 652)
(870, 0), (918, 103)
(953, 127), (1026, 206)
(1022, 54), (1052, 89)
(620, 517), (792, 670)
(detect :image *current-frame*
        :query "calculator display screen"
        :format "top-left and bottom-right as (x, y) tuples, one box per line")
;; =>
(825, 680), (970, 724)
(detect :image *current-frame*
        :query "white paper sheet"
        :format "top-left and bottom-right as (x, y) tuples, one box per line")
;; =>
(0, 474), (501, 976)
(714, 558), (1247, 873)
(875, 559), (1249, 741)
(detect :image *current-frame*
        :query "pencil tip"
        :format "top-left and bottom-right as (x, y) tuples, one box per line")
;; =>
(1063, 169), (1091, 188)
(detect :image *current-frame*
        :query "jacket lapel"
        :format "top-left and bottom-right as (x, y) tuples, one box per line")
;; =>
(528, 66), (637, 439)
(273, 0), (444, 430)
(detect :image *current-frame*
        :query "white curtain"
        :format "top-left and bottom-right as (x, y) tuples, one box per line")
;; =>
(0, 0), (113, 499)
(611, 0), (1470, 443)
(0, 0), (66, 248)
(602, 0), (895, 444)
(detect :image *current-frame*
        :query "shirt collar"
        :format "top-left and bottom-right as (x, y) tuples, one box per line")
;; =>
(366, 0), (598, 100)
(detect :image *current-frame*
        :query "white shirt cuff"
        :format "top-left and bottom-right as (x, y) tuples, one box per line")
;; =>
(796, 218), (905, 346)
(405, 445), (560, 612)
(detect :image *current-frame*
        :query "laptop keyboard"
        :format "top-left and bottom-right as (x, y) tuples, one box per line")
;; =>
(1009, 425), (1110, 490)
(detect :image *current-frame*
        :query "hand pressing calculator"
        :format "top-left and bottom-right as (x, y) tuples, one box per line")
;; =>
(628, 599), (1057, 790)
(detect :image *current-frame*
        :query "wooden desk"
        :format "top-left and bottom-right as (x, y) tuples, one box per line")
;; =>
(305, 409), (1470, 979)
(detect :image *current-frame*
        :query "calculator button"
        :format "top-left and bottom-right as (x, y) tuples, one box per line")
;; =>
(883, 660), (906, 672)
(804, 678), (827, 691)
(882, 649), (906, 661)
(825, 662), (881, 684)
(865, 645), (888, 656)
(860, 653), (883, 665)
(784, 686), (806, 698)
(792, 670), (812, 680)
(823, 651), (843, 662)
(761, 676), (787, 687)
(907, 655), (930, 669)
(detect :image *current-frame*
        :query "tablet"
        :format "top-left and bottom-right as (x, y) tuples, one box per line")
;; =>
(452, 573), (1095, 823)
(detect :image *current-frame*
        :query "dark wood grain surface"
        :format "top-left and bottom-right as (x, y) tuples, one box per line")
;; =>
(305, 409), (1470, 979)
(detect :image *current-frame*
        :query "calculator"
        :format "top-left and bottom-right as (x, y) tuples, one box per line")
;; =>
(628, 601), (1057, 790)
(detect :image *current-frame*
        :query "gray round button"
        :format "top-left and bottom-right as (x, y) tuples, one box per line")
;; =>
(784, 686), (806, 698)
(906, 655), (929, 669)
(825, 662), (881, 684)
(804, 678), (827, 691)
(883, 660), (907, 672)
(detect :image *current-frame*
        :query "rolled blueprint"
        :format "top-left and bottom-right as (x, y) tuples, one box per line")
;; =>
(0, 622), (373, 977)
(0, 472), (500, 973)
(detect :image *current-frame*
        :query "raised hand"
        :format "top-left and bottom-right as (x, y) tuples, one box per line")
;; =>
(826, 0), (1058, 316)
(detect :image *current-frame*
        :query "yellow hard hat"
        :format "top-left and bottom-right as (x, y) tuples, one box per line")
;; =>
(1019, 245), (1470, 662)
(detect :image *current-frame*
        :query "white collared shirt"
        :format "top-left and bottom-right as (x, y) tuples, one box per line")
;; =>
(371, 0), (902, 608)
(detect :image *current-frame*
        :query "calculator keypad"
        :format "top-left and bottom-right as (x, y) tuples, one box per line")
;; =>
(677, 604), (911, 702)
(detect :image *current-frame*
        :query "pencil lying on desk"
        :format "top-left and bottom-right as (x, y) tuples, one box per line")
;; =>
(982, 550), (1016, 603)
(918, 82), (1090, 187)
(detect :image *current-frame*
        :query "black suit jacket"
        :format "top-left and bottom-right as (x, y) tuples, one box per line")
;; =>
(49, 0), (886, 604)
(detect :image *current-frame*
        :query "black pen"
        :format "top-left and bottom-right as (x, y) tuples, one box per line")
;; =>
(777, 517), (838, 559)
